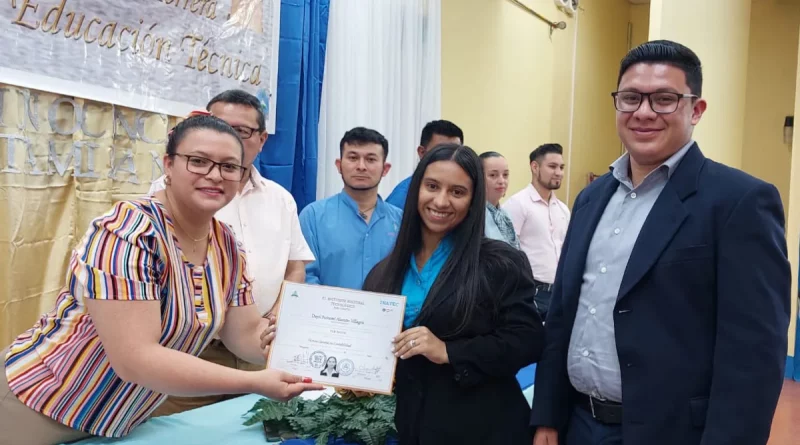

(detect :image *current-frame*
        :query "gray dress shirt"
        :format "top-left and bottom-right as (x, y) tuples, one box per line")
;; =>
(567, 140), (694, 402)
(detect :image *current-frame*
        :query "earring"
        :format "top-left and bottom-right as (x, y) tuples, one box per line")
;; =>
(165, 176), (172, 186)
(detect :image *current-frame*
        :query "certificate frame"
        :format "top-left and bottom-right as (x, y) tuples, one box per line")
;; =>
(266, 281), (406, 395)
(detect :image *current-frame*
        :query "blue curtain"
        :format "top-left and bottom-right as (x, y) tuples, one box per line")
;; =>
(256, 0), (330, 211)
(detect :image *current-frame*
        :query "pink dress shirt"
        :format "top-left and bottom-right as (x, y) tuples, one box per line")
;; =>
(502, 184), (570, 283)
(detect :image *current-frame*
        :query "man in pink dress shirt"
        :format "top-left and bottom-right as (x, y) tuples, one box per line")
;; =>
(502, 143), (570, 320)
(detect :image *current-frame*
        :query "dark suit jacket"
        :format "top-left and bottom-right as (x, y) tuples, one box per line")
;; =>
(530, 143), (790, 445)
(365, 240), (544, 445)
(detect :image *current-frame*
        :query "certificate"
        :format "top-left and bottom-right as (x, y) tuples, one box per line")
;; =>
(266, 282), (406, 395)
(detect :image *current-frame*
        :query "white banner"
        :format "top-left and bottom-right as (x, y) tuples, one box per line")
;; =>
(0, 0), (280, 132)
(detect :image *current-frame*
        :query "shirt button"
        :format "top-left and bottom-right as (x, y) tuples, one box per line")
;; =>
(630, 192), (637, 199)
(613, 228), (621, 235)
(582, 349), (589, 357)
(600, 266), (607, 274)
(416, 279), (421, 286)
(589, 308), (596, 315)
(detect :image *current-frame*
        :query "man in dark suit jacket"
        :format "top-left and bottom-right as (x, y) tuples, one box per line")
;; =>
(530, 40), (790, 445)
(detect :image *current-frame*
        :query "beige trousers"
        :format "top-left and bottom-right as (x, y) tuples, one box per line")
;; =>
(0, 348), (91, 445)
(149, 340), (264, 417)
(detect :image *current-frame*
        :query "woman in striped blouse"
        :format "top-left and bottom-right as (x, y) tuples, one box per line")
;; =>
(0, 115), (322, 445)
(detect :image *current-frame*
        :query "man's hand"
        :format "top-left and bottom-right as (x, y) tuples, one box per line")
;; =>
(259, 314), (277, 357)
(533, 427), (558, 445)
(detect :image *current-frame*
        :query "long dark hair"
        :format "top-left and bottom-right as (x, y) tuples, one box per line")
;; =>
(364, 144), (486, 337)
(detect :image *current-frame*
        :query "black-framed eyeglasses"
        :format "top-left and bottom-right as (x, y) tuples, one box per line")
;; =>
(173, 154), (245, 182)
(232, 125), (262, 139)
(611, 91), (698, 114)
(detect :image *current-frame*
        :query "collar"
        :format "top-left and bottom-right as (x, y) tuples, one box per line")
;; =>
(410, 234), (454, 273)
(339, 190), (386, 218)
(528, 183), (554, 203)
(241, 167), (267, 194)
(610, 139), (694, 185)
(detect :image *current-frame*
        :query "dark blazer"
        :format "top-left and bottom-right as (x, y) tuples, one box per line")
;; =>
(365, 240), (544, 445)
(530, 143), (791, 445)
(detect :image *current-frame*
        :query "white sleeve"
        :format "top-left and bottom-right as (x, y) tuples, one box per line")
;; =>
(286, 198), (315, 262)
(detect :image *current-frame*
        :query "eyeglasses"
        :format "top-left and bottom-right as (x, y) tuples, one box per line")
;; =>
(173, 154), (245, 182)
(611, 91), (698, 114)
(231, 125), (262, 139)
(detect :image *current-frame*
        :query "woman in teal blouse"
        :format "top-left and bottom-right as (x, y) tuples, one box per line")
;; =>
(364, 144), (543, 444)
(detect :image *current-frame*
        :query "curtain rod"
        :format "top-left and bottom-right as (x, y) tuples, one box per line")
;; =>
(507, 0), (567, 31)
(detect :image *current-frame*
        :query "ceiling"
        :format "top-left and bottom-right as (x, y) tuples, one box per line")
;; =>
(627, 0), (650, 3)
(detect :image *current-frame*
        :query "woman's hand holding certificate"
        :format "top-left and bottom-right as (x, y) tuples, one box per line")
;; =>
(392, 326), (449, 364)
(252, 369), (323, 402)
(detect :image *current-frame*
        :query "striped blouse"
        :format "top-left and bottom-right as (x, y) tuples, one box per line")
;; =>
(3, 198), (254, 438)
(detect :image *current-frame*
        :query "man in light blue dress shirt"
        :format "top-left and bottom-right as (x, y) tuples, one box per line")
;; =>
(531, 40), (789, 445)
(386, 120), (463, 208)
(300, 127), (403, 289)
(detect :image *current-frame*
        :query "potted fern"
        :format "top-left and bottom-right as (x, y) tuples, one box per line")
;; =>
(243, 391), (398, 445)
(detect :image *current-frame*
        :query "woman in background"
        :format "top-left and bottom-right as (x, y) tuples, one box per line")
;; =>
(0, 115), (321, 445)
(364, 144), (543, 444)
(480, 151), (519, 248)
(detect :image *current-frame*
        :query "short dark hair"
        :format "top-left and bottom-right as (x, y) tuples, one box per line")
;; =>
(479, 151), (504, 160)
(529, 143), (563, 164)
(339, 127), (389, 158)
(420, 120), (464, 147)
(618, 40), (703, 96)
(206, 89), (266, 132)
(166, 115), (244, 160)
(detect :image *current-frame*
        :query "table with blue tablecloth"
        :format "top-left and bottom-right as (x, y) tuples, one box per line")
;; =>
(69, 365), (536, 445)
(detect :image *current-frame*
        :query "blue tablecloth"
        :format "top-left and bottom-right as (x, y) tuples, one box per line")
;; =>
(71, 365), (536, 445)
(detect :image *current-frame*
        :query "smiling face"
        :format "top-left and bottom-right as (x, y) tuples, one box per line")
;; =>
(417, 160), (473, 239)
(482, 156), (509, 206)
(163, 128), (242, 215)
(616, 63), (706, 168)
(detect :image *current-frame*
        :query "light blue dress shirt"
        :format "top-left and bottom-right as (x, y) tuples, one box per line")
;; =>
(567, 140), (693, 402)
(386, 176), (412, 208)
(400, 236), (453, 328)
(299, 191), (403, 290)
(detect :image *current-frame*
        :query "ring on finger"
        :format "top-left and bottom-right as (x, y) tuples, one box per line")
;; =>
(409, 339), (416, 348)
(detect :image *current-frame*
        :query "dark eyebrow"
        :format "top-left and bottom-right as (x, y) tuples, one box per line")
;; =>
(620, 87), (682, 94)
